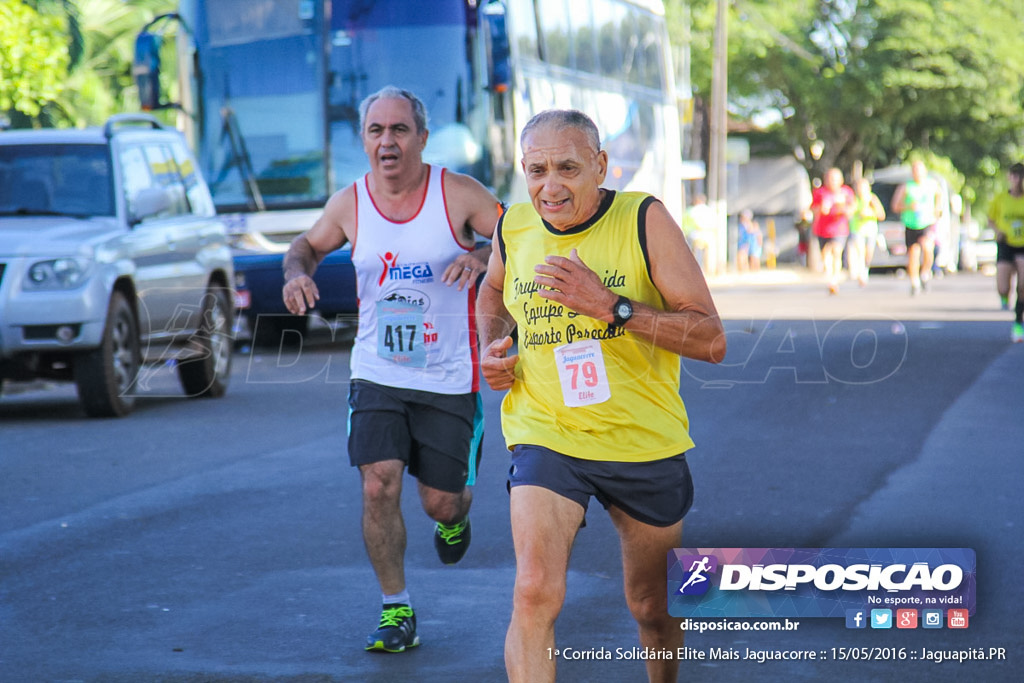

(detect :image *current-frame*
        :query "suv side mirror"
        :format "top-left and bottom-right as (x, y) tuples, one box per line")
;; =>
(131, 187), (173, 224)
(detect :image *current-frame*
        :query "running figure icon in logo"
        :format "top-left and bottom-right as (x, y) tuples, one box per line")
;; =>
(678, 555), (718, 595)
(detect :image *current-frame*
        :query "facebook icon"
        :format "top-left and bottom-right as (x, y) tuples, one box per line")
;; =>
(846, 609), (867, 629)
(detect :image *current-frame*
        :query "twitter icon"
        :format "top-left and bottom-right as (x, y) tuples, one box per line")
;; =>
(871, 609), (892, 629)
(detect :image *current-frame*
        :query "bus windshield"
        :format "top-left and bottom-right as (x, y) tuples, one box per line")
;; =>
(328, 0), (484, 192)
(193, 0), (480, 212)
(162, 0), (688, 230)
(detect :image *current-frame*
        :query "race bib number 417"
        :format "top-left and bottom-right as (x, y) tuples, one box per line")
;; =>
(376, 299), (426, 367)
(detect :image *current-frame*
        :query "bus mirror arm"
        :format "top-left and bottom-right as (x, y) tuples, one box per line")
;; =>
(133, 13), (191, 112)
(133, 31), (164, 111)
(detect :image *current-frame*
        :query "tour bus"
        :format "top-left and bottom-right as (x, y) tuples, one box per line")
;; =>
(135, 0), (688, 338)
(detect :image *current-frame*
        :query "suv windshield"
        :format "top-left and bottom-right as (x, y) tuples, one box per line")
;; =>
(0, 144), (114, 218)
(871, 181), (899, 222)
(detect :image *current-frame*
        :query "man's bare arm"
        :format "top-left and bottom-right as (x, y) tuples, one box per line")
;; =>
(282, 188), (353, 315)
(441, 173), (502, 290)
(891, 185), (907, 213)
(477, 246), (519, 390)
(282, 234), (327, 282)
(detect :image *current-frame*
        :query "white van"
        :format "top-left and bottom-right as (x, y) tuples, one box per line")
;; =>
(866, 165), (963, 272)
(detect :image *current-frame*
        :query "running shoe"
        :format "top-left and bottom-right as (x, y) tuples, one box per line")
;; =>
(1001, 297), (1011, 311)
(1012, 323), (1024, 344)
(434, 517), (471, 565)
(366, 604), (419, 652)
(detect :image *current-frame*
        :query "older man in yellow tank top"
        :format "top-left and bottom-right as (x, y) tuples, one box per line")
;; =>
(477, 109), (726, 683)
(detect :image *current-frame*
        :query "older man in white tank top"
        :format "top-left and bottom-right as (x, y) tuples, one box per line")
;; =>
(283, 86), (501, 654)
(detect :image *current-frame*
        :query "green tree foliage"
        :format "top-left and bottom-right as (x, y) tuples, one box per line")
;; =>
(667, 0), (1024, 204)
(55, 0), (176, 126)
(2, 0), (174, 128)
(0, 0), (69, 121)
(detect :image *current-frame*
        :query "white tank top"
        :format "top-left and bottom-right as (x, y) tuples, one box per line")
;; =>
(349, 165), (478, 393)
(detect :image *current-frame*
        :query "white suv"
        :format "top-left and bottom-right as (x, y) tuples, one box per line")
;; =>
(0, 114), (234, 417)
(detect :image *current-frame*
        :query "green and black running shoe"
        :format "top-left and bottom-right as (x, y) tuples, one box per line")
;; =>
(434, 517), (471, 565)
(365, 604), (419, 653)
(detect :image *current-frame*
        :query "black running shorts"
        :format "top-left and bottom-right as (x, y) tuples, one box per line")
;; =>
(347, 379), (483, 493)
(996, 241), (1024, 263)
(904, 225), (934, 248)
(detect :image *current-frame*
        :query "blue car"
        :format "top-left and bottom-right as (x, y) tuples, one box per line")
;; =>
(233, 247), (357, 346)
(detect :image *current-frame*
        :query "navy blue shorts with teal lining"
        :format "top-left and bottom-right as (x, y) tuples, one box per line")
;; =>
(507, 444), (694, 527)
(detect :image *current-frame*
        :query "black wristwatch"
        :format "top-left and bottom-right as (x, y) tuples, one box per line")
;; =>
(610, 295), (633, 329)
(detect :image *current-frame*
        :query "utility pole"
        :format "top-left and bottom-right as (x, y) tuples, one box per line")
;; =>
(708, 0), (729, 275)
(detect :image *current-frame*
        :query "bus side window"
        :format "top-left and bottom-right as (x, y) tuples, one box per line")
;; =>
(507, 0), (540, 60)
(537, 0), (572, 68)
(637, 13), (665, 89)
(568, 0), (597, 74)
(595, 0), (622, 79)
(618, 6), (641, 84)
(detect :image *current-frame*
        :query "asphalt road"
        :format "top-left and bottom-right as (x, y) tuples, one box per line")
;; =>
(1, 269), (1021, 682)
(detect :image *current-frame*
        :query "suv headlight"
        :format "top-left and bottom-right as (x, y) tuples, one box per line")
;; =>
(23, 257), (93, 290)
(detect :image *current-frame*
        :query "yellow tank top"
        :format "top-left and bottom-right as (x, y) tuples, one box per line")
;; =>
(988, 192), (1024, 247)
(498, 191), (694, 462)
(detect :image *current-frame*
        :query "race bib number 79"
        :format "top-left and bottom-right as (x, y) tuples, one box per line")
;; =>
(554, 339), (611, 407)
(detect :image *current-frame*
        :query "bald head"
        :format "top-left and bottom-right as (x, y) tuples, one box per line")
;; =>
(520, 110), (601, 154)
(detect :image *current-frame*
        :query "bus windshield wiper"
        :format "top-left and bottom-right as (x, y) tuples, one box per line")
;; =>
(0, 207), (93, 219)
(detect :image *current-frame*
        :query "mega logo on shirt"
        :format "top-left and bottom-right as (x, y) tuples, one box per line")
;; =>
(668, 548), (976, 619)
(378, 251), (435, 285)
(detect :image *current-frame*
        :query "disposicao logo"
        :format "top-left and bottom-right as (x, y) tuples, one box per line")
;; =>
(668, 548), (976, 619)
(676, 555), (718, 596)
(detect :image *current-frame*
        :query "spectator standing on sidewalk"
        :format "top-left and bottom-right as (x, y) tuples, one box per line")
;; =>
(682, 193), (714, 271)
(736, 209), (763, 272)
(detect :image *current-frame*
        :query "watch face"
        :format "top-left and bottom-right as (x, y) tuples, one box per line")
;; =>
(616, 301), (632, 318)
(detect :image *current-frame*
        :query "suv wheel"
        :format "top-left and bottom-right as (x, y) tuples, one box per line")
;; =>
(74, 291), (140, 417)
(178, 287), (233, 398)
